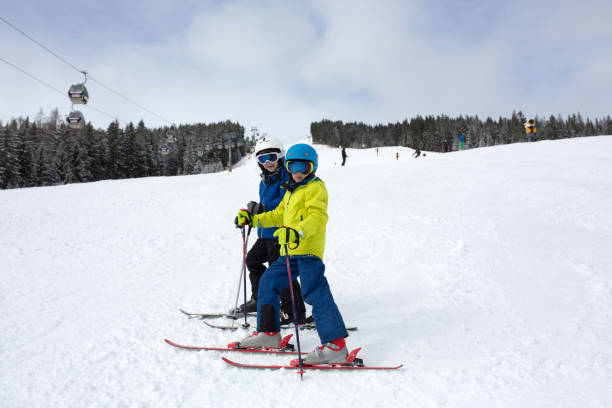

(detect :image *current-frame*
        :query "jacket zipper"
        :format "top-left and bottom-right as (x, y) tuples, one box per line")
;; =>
(259, 181), (269, 238)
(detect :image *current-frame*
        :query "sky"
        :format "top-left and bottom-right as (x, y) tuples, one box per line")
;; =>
(1, 0), (611, 143)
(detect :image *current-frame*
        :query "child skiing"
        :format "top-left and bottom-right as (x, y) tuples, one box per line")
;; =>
(231, 136), (306, 325)
(235, 143), (350, 365)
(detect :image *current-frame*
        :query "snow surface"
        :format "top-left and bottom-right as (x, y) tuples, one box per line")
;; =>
(2, 137), (612, 407)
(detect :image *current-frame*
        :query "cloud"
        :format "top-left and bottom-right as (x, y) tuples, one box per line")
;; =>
(1, 0), (611, 143)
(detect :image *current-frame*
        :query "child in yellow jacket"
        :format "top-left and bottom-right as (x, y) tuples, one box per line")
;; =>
(235, 143), (349, 365)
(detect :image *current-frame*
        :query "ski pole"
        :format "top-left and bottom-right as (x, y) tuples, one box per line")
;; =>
(230, 240), (244, 322)
(230, 226), (248, 323)
(241, 225), (252, 329)
(284, 240), (305, 380)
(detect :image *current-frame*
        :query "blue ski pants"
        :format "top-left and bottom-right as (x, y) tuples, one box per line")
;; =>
(256, 255), (348, 344)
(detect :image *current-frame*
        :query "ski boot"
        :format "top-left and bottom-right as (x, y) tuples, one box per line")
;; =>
(229, 298), (257, 315)
(280, 311), (306, 326)
(230, 331), (281, 349)
(291, 337), (348, 366)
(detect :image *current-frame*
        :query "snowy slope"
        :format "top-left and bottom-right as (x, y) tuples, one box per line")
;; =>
(1, 137), (612, 407)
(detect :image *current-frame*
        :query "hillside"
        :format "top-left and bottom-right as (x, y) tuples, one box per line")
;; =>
(1, 137), (611, 407)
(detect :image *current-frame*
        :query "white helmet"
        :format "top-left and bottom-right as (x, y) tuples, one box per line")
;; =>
(255, 136), (284, 158)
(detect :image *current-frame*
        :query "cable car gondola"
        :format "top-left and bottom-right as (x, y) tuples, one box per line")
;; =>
(68, 71), (89, 105)
(68, 83), (89, 104)
(67, 111), (85, 129)
(66, 71), (88, 129)
(160, 145), (170, 155)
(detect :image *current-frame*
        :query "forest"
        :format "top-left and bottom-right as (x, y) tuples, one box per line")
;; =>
(0, 109), (249, 189)
(2, 110), (611, 189)
(311, 111), (612, 151)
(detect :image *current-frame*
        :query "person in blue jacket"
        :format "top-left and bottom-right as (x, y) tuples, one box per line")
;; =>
(231, 136), (306, 324)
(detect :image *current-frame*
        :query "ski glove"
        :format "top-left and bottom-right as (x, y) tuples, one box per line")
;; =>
(235, 202), (263, 228)
(246, 201), (264, 215)
(273, 226), (301, 254)
(236, 209), (258, 227)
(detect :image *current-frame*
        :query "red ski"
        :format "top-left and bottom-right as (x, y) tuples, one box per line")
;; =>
(164, 335), (299, 355)
(221, 357), (402, 370)
(221, 348), (402, 371)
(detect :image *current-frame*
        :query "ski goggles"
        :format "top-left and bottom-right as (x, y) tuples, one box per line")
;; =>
(256, 152), (280, 164)
(286, 160), (313, 175)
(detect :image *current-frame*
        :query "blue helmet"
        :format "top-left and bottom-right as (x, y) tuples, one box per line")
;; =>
(286, 143), (318, 172)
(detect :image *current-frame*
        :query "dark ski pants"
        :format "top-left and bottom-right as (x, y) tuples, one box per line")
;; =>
(246, 238), (305, 316)
(257, 255), (348, 344)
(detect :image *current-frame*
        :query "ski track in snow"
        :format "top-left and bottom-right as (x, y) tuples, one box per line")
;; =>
(1, 137), (612, 407)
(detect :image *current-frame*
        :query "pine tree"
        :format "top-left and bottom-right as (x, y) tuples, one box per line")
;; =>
(35, 108), (45, 128)
(585, 118), (596, 136)
(107, 121), (121, 179)
(41, 124), (59, 186)
(0, 123), (22, 189)
(47, 108), (61, 130)
(72, 126), (93, 183)
(0, 125), (10, 188)
(409, 116), (425, 149)
(18, 118), (35, 187)
(119, 122), (139, 178)
(82, 123), (105, 181)
(509, 111), (524, 143)
(54, 127), (74, 184)
(137, 120), (154, 177)
(543, 115), (558, 140)
(31, 144), (45, 187)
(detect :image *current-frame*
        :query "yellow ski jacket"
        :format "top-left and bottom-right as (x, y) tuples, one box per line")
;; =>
(255, 177), (328, 259)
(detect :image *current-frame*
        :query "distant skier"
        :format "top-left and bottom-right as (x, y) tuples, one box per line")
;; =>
(459, 133), (465, 150)
(231, 136), (306, 325)
(443, 139), (449, 152)
(341, 147), (347, 166)
(412, 148), (421, 158)
(396, 152), (399, 160)
(235, 143), (350, 365)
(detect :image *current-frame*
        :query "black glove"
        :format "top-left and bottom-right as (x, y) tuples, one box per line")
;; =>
(246, 201), (264, 215)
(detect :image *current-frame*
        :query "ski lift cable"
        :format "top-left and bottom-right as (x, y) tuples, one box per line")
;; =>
(82, 102), (123, 122)
(0, 56), (125, 124)
(86, 76), (170, 123)
(0, 16), (83, 74)
(0, 15), (171, 124)
(0, 56), (66, 95)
